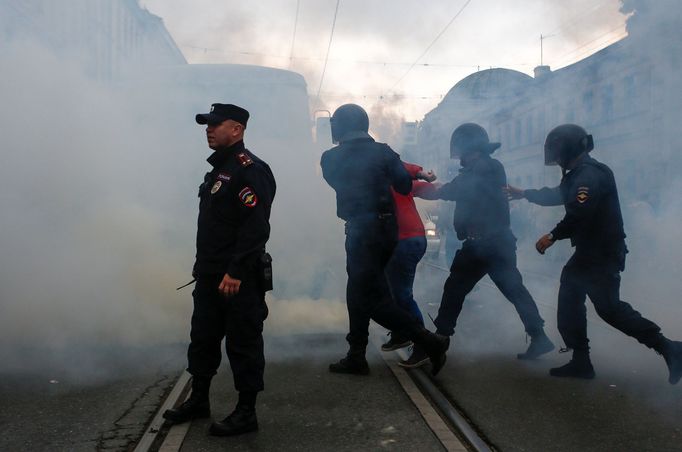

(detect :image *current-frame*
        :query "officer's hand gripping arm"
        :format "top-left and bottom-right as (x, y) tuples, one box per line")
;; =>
(523, 186), (564, 206)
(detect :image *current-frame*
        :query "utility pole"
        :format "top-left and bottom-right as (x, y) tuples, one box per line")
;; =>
(540, 34), (555, 66)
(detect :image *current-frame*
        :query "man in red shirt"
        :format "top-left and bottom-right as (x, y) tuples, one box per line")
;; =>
(381, 162), (437, 366)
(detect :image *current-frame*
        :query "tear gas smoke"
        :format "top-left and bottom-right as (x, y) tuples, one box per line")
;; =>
(0, 35), (347, 379)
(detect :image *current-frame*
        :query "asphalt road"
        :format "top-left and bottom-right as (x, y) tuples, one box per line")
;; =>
(0, 344), (185, 451)
(414, 260), (682, 452)
(178, 333), (445, 451)
(4, 257), (681, 452)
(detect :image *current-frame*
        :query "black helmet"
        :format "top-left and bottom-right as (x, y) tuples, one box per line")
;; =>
(544, 124), (594, 167)
(330, 104), (370, 144)
(450, 123), (501, 159)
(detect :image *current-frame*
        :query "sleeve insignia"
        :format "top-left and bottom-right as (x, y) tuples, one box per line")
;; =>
(210, 180), (222, 194)
(237, 152), (254, 167)
(576, 186), (589, 203)
(239, 186), (258, 207)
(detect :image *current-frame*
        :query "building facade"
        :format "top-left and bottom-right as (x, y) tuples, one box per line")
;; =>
(416, 8), (682, 211)
(0, 0), (185, 80)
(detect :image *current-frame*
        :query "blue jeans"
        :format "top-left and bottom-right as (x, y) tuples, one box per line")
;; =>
(385, 236), (426, 325)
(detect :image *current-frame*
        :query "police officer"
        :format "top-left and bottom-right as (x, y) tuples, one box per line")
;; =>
(506, 124), (682, 383)
(163, 103), (276, 435)
(320, 104), (449, 376)
(401, 123), (553, 368)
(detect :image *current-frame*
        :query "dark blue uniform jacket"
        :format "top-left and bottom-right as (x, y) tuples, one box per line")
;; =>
(422, 154), (511, 241)
(525, 155), (626, 264)
(194, 140), (276, 278)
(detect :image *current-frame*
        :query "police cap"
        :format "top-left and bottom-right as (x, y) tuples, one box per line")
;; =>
(196, 103), (249, 127)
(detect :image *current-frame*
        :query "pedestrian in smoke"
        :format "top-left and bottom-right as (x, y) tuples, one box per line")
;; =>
(380, 162), (437, 356)
(505, 124), (682, 383)
(320, 103), (449, 376)
(401, 123), (554, 368)
(163, 103), (276, 436)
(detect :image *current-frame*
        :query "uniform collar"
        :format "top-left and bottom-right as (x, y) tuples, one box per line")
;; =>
(207, 140), (245, 168)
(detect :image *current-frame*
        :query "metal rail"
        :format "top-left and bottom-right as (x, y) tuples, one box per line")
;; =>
(394, 348), (494, 452)
(133, 371), (191, 452)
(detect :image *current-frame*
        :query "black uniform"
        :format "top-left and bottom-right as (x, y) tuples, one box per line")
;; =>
(189, 140), (276, 393)
(320, 137), (425, 349)
(525, 155), (663, 352)
(424, 154), (545, 337)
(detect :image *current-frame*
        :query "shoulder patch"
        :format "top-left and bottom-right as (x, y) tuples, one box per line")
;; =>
(237, 152), (253, 167)
(239, 186), (258, 207)
(576, 186), (589, 203)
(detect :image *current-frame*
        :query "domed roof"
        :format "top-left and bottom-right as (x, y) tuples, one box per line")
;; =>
(443, 68), (533, 101)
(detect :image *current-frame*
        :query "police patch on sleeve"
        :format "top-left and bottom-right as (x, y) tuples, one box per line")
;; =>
(576, 186), (589, 203)
(210, 180), (222, 194)
(239, 187), (258, 207)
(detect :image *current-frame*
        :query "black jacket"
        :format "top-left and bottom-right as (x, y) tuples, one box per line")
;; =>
(320, 137), (411, 221)
(525, 155), (626, 262)
(194, 140), (276, 278)
(424, 154), (511, 240)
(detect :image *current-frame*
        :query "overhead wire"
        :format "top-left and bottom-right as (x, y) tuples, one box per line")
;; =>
(315, 0), (341, 101)
(288, 0), (300, 69)
(551, 23), (627, 67)
(386, 0), (473, 94)
(180, 45), (523, 68)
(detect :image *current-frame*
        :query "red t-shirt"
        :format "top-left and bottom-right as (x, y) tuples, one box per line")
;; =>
(392, 163), (435, 240)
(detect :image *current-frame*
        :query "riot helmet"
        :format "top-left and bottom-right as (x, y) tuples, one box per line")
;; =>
(450, 123), (501, 159)
(544, 124), (593, 167)
(330, 104), (370, 144)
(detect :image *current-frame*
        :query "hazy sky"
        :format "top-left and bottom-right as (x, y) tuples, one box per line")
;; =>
(141, 0), (626, 120)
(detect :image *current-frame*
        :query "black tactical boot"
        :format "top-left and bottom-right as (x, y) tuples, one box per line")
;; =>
(397, 346), (429, 369)
(517, 331), (555, 360)
(163, 375), (211, 424)
(209, 405), (258, 436)
(329, 347), (370, 375)
(413, 328), (449, 376)
(549, 352), (595, 379)
(381, 332), (413, 352)
(659, 339), (682, 385)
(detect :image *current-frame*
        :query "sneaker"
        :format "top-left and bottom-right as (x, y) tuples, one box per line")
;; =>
(397, 346), (429, 368)
(517, 332), (555, 360)
(381, 333), (413, 352)
(329, 356), (370, 375)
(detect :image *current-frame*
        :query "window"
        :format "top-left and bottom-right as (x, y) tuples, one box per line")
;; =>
(526, 115), (533, 144)
(602, 84), (614, 121)
(583, 90), (594, 123)
(623, 75), (636, 113)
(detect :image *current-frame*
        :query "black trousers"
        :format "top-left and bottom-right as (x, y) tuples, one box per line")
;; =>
(434, 232), (544, 337)
(558, 253), (662, 352)
(187, 273), (269, 393)
(344, 218), (423, 349)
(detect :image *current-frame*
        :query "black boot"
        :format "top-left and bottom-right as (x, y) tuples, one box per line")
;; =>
(413, 328), (449, 376)
(329, 346), (369, 375)
(381, 332), (413, 352)
(397, 346), (429, 369)
(549, 351), (595, 379)
(517, 331), (555, 360)
(209, 404), (258, 436)
(163, 375), (211, 424)
(658, 339), (682, 385)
